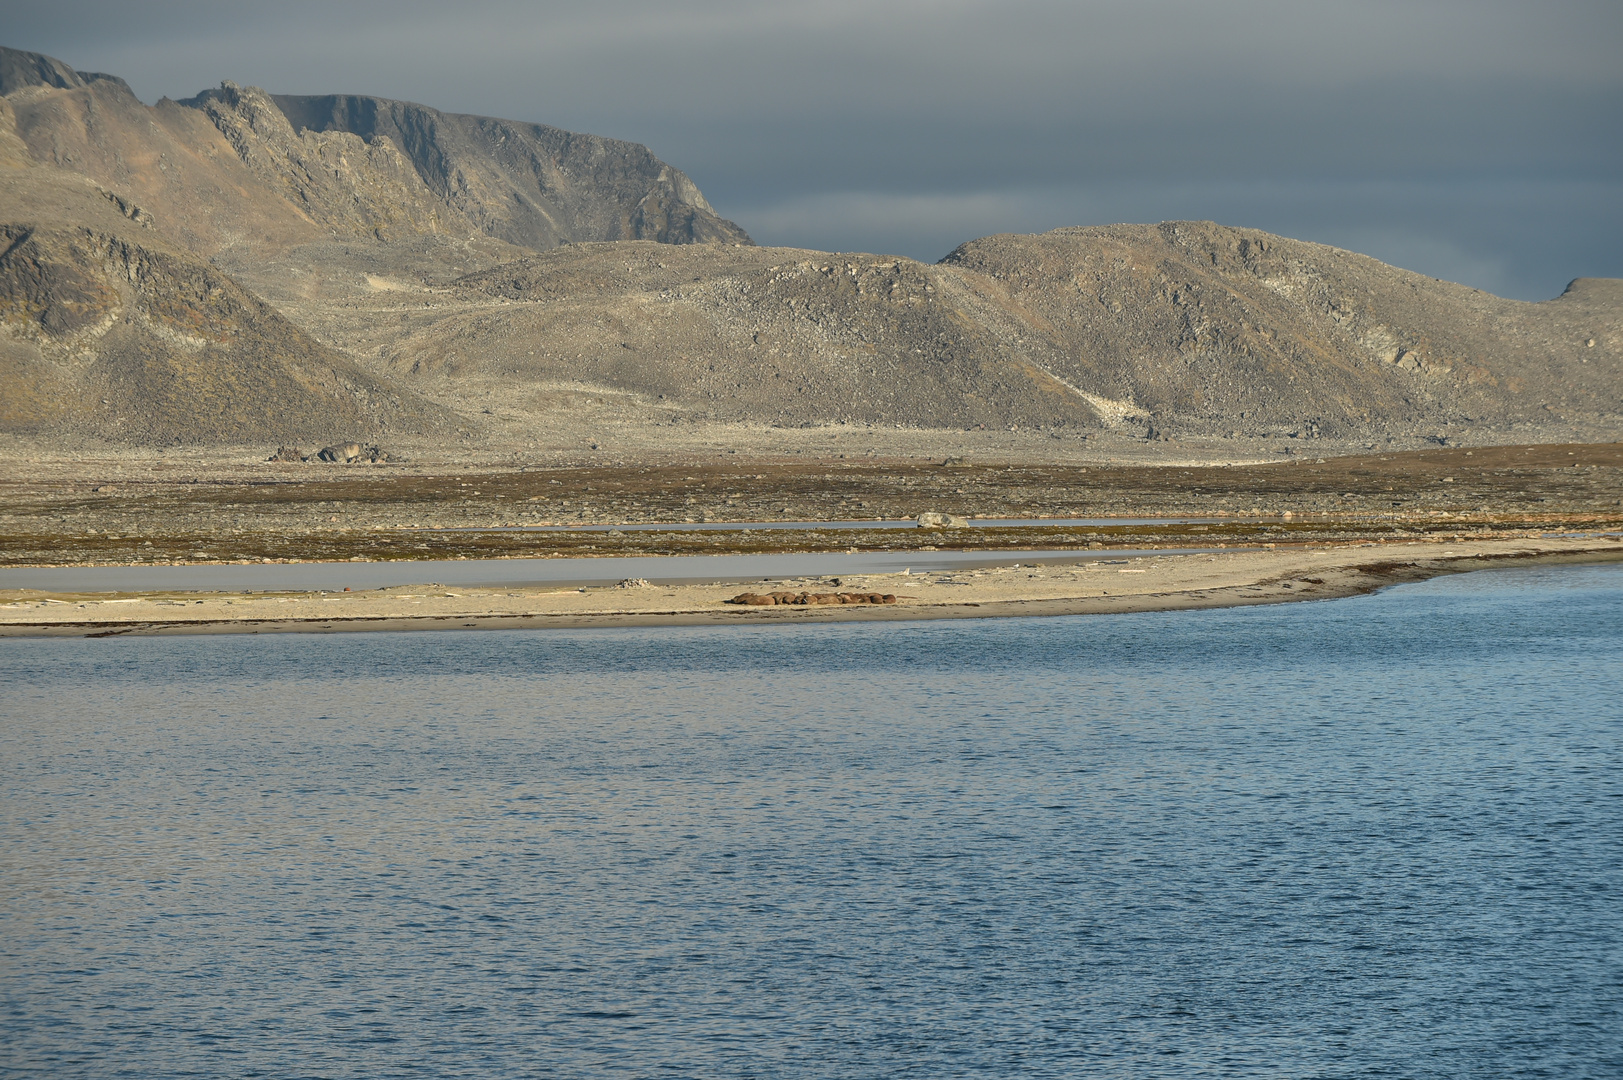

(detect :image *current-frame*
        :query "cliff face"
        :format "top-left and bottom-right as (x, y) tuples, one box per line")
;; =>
(267, 92), (752, 248)
(0, 46), (751, 261)
(185, 84), (463, 242)
(0, 48), (131, 97)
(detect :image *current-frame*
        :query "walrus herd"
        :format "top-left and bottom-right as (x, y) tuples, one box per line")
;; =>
(727, 591), (898, 606)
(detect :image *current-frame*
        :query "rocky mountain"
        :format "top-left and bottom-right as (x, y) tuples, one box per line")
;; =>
(262, 90), (750, 249)
(0, 45), (746, 444)
(0, 46), (132, 97)
(937, 223), (1618, 437)
(1, 44), (1617, 450)
(0, 46), (749, 261)
(390, 225), (1616, 441)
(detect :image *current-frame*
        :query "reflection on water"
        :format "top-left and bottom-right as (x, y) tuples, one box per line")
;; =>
(2, 565), (1620, 1078)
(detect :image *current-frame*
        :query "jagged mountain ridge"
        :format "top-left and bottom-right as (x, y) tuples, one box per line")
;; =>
(264, 91), (750, 249)
(0, 45), (749, 261)
(0, 47), (131, 97)
(0, 44), (748, 444)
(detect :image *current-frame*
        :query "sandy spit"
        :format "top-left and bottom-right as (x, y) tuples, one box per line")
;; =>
(2, 538), (1619, 638)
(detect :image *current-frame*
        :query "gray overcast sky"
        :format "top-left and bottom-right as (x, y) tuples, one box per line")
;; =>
(5, 0), (1620, 299)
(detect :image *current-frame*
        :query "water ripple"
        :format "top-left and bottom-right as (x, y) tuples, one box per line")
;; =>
(1, 565), (1619, 1078)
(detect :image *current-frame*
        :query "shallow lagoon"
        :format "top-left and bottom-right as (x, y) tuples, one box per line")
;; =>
(2, 565), (1620, 1078)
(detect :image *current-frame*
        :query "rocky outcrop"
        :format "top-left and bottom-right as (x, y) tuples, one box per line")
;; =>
(0, 171), (453, 444)
(185, 83), (460, 241)
(315, 443), (392, 463)
(263, 91), (751, 248)
(2, 53), (326, 256)
(268, 444), (393, 462)
(0, 46), (131, 97)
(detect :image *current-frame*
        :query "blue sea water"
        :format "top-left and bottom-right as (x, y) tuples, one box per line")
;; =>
(2, 564), (1620, 1078)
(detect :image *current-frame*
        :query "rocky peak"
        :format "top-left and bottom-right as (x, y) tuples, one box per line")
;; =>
(184, 82), (459, 240)
(0, 45), (131, 97)
(267, 92), (752, 249)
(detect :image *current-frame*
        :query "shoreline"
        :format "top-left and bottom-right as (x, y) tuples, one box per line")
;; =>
(3, 538), (1619, 637)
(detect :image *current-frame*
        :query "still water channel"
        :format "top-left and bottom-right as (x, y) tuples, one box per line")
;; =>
(2, 565), (1619, 1077)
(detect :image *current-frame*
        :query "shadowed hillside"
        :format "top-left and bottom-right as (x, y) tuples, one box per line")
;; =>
(0, 168), (454, 444)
